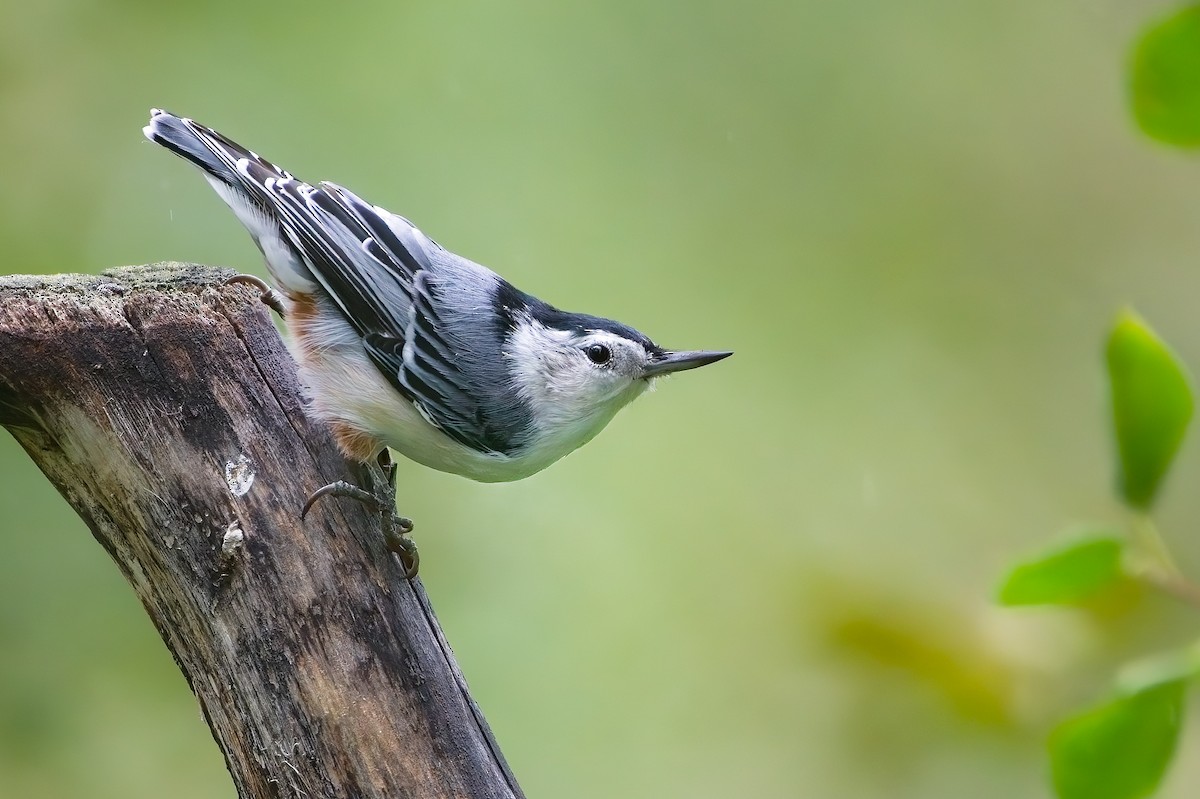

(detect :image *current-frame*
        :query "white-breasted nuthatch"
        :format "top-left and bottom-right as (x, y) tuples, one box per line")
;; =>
(144, 109), (730, 573)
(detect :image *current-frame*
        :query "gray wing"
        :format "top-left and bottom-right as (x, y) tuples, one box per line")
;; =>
(241, 165), (513, 454)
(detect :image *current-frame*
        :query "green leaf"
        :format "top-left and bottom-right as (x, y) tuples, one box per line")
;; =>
(1130, 5), (1200, 147)
(1107, 311), (1193, 509)
(1049, 680), (1186, 799)
(997, 535), (1125, 606)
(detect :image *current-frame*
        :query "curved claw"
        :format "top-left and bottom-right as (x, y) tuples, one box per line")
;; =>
(225, 274), (287, 317)
(301, 480), (382, 519)
(388, 533), (420, 580)
(301, 475), (420, 580)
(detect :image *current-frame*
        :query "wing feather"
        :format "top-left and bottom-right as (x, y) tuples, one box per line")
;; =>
(259, 179), (504, 453)
(361, 270), (498, 453)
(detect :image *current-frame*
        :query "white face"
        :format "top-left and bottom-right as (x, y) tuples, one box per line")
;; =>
(506, 319), (653, 451)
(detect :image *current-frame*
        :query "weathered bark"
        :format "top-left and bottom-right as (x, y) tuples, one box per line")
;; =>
(0, 263), (522, 799)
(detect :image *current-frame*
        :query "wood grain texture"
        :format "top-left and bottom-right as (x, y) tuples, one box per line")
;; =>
(0, 263), (522, 799)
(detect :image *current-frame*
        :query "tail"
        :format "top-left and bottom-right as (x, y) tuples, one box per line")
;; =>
(143, 108), (318, 294)
(143, 108), (292, 186)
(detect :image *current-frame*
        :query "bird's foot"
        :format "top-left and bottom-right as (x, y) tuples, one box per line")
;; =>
(225, 274), (287, 317)
(301, 453), (418, 579)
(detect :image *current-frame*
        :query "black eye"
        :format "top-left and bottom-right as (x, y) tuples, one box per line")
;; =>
(585, 343), (612, 365)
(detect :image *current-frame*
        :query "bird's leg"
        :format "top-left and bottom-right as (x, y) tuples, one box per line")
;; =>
(301, 452), (419, 579)
(224, 274), (287, 318)
(374, 449), (419, 574)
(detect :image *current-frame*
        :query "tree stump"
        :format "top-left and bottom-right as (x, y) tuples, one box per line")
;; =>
(0, 263), (522, 799)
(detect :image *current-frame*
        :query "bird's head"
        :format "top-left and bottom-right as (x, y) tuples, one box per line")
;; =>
(504, 303), (731, 451)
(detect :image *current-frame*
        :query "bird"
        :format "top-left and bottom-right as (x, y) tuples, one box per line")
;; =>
(143, 108), (731, 575)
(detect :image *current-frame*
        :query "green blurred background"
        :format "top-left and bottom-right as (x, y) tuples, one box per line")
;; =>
(3, 1), (1200, 796)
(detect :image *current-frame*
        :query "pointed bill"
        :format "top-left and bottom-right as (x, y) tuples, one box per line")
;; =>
(641, 349), (732, 378)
